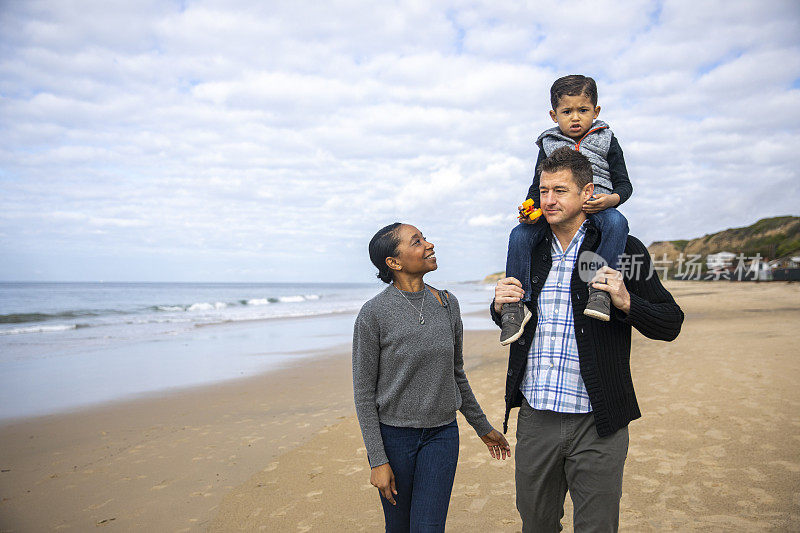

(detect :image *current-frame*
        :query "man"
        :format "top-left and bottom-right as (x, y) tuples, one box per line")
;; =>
(491, 146), (683, 532)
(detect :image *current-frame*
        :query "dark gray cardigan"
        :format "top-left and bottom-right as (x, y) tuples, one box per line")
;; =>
(491, 223), (684, 436)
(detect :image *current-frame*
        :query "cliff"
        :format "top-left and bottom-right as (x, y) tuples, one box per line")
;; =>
(647, 216), (800, 270)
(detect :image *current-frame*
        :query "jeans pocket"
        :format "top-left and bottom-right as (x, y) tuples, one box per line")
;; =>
(516, 401), (544, 438)
(518, 399), (535, 420)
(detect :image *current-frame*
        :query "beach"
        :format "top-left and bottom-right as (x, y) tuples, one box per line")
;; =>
(1, 281), (799, 531)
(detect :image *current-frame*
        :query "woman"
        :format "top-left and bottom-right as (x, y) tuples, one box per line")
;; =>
(353, 222), (511, 532)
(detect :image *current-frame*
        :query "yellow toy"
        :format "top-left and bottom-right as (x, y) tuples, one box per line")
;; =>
(518, 198), (542, 222)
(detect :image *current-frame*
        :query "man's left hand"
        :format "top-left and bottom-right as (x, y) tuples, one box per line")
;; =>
(590, 266), (631, 314)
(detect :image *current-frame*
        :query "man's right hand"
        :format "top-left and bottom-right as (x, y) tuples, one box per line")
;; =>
(370, 463), (397, 505)
(493, 277), (525, 314)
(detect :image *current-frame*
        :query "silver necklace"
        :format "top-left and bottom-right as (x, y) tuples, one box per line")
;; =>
(394, 284), (426, 324)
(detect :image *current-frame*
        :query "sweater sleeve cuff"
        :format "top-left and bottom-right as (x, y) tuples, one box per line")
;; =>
(612, 189), (629, 205)
(368, 450), (389, 468)
(490, 300), (502, 327)
(621, 291), (646, 326)
(470, 416), (494, 437)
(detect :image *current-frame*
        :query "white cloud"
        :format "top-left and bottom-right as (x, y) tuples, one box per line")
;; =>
(468, 214), (507, 227)
(1, 0), (799, 281)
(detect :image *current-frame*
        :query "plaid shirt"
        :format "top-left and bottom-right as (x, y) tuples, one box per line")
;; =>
(520, 221), (592, 413)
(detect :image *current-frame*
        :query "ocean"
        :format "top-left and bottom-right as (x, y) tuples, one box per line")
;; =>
(0, 281), (496, 421)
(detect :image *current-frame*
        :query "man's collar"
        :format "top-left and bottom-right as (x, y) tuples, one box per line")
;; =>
(547, 220), (588, 256)
(546, 218), (592, 242)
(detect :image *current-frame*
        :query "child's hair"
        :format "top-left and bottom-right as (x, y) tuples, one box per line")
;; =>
(369, 223), (402, 283)
(550, 75), (598, 109)
(538, 146), (593, 189)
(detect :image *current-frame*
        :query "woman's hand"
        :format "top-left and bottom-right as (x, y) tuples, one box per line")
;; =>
(590, 266), (631, 314)
(583, 193), (620, 214)
(370, 463), (397, 505)
(480, 429), (512, 460)
(493, 277), (524, 314)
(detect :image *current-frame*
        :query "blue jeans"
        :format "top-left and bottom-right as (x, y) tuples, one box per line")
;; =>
(379, 419), (459, 532)
(505, 208), (629, 301)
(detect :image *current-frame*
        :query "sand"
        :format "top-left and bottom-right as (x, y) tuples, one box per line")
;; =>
(1, 281), (799, 531)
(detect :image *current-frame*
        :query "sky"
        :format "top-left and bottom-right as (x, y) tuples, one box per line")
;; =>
(1, 0), (799, 283)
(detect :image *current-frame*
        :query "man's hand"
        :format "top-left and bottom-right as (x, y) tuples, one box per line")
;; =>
(583, 193), (620, 214)
(480, 429), (512, 460)
(370, 463), (397, 505)
(493, 277), (524, 314)
(590, 266), (631, 314)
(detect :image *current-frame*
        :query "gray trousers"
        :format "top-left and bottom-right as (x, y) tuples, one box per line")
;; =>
(515, 399), (629, 533)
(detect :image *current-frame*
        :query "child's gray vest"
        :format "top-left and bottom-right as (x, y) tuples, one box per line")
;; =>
(536, 120), (613, 195)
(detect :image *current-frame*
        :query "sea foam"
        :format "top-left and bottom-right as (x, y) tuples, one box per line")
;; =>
(188, 302), (228, 311)
(0, 324), (78, 336)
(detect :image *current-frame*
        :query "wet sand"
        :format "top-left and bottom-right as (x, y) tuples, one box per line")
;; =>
(0, 348), (356, 531)
(2, 281), (799, 531)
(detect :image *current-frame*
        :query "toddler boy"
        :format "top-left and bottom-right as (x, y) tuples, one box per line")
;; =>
(500, 75), (633, 345)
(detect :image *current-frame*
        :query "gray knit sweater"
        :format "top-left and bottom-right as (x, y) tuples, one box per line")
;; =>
(352, 285), (494, 467)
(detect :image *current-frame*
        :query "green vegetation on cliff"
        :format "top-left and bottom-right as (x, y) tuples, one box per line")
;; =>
(649, 216), (800, 261)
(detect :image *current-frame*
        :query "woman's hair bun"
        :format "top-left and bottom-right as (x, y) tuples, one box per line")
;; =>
(369, 223), (402, 284)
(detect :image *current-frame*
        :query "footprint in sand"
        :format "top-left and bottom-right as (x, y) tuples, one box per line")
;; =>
(270, 503), (295, 518)
(655, 462), (680, 476)
(296, 512), (325, 531)
(704, 428), (728, 440)
(697, 444), (726, 458)
(467, 497), (488, 512)
(629, 475), (660, 494)
(461, 483), (480, 497)
(748, 487), (776, 504)
(489, 480), (515, 495)
(151, 479), (171, 490)
(743, 466), (767, 481)
(768, 460), (800, 473)
(84, 498), (114, 511)
(338, 465), (363, 476)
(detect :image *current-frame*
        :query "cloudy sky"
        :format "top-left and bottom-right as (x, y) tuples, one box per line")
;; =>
(1, 1), (799, 283)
